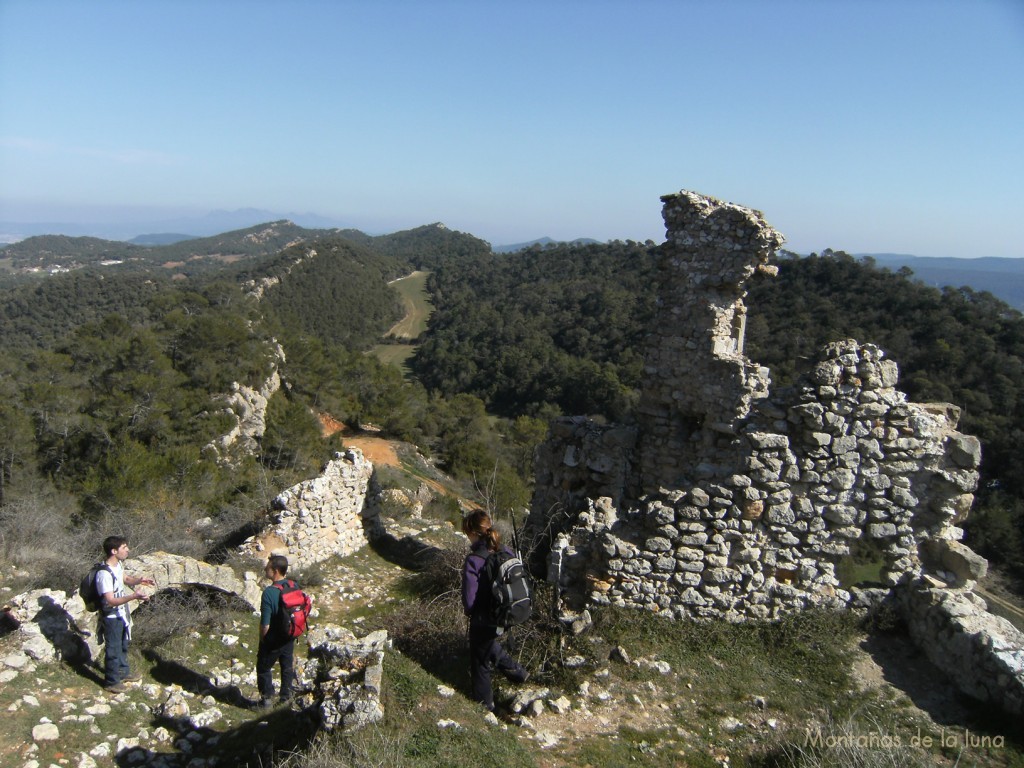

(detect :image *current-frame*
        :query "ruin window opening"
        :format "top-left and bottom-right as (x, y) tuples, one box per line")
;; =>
(836, 537), (889, 589)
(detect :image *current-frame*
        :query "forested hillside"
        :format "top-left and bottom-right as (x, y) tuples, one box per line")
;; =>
(0, 223), (540, 592)
(0, 235), (144, 269)
(410, 244), (1024, 577)
(235, 237), (407, 349)
(0, 221), (334, 278)
(411, 240), (658, 420)
(4, 226), (1023, 590)
(353, 223), (491, 269)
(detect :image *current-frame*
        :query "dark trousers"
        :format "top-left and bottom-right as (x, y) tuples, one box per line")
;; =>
(469, 624), (526, 711)
(101, 615), (130, 687)
(256, 637), (295, 701)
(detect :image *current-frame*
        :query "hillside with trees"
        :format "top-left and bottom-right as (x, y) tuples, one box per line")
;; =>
(409, 244), (1024, 579)
(353, 222), (492, 270)
(0, 223), (542, 579)
(2, 224), (1024, 767)
(411, 240), (659, 420)
(0, 221), (336, 279)
(3, 227), (1023, 583)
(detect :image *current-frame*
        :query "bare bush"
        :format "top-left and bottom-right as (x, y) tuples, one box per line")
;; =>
(290, 560), (327, 588)
(130, 587), (246, 649)
(0, 486), (218, 594)
(380, 580), (466, 671)
(0, 491), (93, 592)
(406, 547), (464, 598)
(87, 504), (208, 561)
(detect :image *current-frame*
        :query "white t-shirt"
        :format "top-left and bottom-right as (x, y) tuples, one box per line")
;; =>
(95, 561), (130, 629)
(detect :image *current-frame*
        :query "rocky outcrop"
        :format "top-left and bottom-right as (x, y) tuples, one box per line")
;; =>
(238, 448), (378, 569)
(242, 247), (316, 301)
(901, 586), (1024, 715)
(204, 342), (286, 462)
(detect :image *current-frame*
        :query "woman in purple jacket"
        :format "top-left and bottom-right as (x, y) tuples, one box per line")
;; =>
(461, 510), (529, 712)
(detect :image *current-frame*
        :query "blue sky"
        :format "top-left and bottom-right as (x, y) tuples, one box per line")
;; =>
(1, 0), (1022, 256)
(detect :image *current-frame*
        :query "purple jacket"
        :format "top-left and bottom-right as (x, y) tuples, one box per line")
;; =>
(462, 540), (514, 621)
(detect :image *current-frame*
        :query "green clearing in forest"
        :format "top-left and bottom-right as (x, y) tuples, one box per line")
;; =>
(373, 270), (431, 371)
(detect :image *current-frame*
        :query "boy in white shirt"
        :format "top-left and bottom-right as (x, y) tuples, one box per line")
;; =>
(96, 536), (154, 693)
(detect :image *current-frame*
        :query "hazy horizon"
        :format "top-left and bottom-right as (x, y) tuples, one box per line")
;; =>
(2, 1), (1023, 258)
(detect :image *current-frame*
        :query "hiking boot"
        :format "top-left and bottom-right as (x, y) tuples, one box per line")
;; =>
(507, 666), (529, 684)
(122, 673), (142, 683)
(104, 683), (127, 694)
(256, 698), (274, 711)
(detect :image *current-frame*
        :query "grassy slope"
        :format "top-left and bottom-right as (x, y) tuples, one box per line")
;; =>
(372, 270), (432, 373)
(385, 270), (431, 339)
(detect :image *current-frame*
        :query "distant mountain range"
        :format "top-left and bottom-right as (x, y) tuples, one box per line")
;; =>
(493, 236), (601, 253)
(4, 210), (1024, 311)
(0, 212), (599, 253)
(0, 208), (346, 242)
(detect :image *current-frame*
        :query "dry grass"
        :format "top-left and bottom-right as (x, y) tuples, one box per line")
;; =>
(775, 714), (935, 768)
(274, 729), (406, 768)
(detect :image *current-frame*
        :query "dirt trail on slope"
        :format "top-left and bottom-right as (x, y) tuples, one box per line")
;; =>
(318, 413), (401, 467)
(317, 413), (465, 503)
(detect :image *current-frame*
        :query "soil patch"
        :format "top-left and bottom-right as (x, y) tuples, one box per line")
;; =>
(345, 436), (401, 468)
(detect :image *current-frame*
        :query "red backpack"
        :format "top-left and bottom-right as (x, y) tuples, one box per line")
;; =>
(273, 580), (312, 639)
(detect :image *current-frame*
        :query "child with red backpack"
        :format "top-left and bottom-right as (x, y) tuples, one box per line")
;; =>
(255, 554), (311, 709)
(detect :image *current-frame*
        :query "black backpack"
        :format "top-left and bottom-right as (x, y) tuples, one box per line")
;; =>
(482, 550), (533, 629)
(79, 563), (113, 612)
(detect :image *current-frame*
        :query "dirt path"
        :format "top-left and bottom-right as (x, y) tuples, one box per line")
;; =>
(317, 412), (467, 503)
(344, 436), (401, 467)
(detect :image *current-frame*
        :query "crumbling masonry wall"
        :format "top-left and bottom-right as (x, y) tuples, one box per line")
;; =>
(526, 190), (1022, 714)
(636, 191), (783, 490)
(238, 448), (379, 570)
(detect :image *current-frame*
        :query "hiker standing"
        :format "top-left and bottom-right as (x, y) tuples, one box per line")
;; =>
(256, 554), (297, 708)
(461, 510), (529, 713)
(97, 536), (153, 693)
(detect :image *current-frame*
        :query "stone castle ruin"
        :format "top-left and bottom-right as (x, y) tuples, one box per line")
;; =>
(527, 190), (1024, 714)
(4, 191), (1020, 720)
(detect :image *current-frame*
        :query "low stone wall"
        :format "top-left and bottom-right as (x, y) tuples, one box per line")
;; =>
(298, 625), (388, 731)
(1, 552), (261, 676)
(901, 586), (1024, 715)
(238, 448), (378, 570)
(132, 552), (262, 611)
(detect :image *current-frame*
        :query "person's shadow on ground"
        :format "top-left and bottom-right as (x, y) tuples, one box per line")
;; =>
(142, 649), (257, 710)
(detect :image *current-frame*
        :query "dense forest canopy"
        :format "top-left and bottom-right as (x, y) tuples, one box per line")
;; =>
(411, 240), (658, 420)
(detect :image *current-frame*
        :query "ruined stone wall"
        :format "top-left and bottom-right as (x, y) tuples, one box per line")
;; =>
(238, 448), (378, 569)
(526, 189), (1024, 713)
(637, 191), (783, 491)
(530, 192), (977, 614)
(531, 338), (980, 618)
